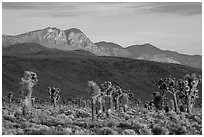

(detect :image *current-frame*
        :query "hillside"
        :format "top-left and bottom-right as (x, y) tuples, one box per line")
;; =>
(2, 47), (202, 105)
(2, 43), (95, 57)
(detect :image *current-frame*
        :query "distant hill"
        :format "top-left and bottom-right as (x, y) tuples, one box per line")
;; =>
(95, 41), (130, 57)
(2, 27), (202, 69)
(2, 47), (202, 106)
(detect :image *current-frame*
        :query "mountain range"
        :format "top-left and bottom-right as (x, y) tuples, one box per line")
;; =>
(2, 27), (202, 69)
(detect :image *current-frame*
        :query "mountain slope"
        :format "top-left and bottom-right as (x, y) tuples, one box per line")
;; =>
(125, 43), (201, 69)
(2, 51), (202, 106)
(2, 43), (95, 57)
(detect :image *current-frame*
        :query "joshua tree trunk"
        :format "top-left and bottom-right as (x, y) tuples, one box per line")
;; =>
(23, 88), (32, 117)
(53, 98), (57, 108)
(9, 98), (12, 108)
(186, 95), (191, 114)
(172, 93), (179, 113)
(91, 98), (95, 121)
(114, 99), (118, 110)
(31, 99), (35, 107)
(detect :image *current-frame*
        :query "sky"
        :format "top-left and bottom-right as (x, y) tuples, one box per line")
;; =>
(2, 2), (202, 55)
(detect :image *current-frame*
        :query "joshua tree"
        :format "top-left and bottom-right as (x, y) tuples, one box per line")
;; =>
(156, 76), (180, 113)
(48, 87), (60, 108)
(153, 91), (163, 111)
(144, 101), (150, 110)
(7, 92), (14, 108)
(128, 92), (134, 107)
(80, 98), (87, 109)
(111, 85), (120, 111)
(169, 99), (175, 112)
(88, 80), (102, 121)
(118, 90), (129, 112)
(102, 87), (113, 118)
(2, 96), (7, 107)
(20, 71), (38, 117)
(86, 100), (91, 108)
(178, 74), (201, 114)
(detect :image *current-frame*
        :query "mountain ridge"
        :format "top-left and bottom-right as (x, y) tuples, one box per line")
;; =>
(2, 27), (202, 69)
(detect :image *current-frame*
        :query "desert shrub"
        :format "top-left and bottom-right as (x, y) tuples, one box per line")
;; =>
(3, 114), (16, 122)
(15, 128), (24, 135)
(155, 112), (166, 120)
(54, 114), (73, 126)
(151, 124), (169, 135)
(117, 121), (132, 129)
(38, 115), (58, 127)
(132, 121), (144, 133)
(73, 121), (88, 128)
(139, 126), (152, 135)
(105, 119), (119, 128)
(166, 111), (180, 122)
(139, 107), (149, 114)
(74, 129), (92, 135)
(192, 115), (202, 124)
(75, 110), (91, 118)
(169, 124), (187, 135)
(97, 127), (116, 135)
(122, 129), (136, 135)
(24, 128), (45, 135)
(86, 120), (103, 129)
(63, 127), (72, 135)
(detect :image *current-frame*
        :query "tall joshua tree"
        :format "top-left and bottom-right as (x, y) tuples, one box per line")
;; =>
(156, 76), (180, 113)
(8, 92), (14, 108)
(20, 71), (38, 117)
(48, 87), (60, 108)
(112, 85), (122, 111)
(178, 74), (201, 114)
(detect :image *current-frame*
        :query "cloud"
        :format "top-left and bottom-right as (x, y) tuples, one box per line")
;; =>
(2, 2), (76, 10)
(3, 2), (202, 18)
(129, 2), (202, 16)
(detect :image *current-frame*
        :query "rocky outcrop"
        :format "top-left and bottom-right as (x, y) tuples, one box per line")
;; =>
(2, 27), (106, 55)
(136, 54), (180, 64)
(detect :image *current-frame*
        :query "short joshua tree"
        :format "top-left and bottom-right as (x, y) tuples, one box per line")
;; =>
(81, 99), (87, 109)
(168, 99), (175, 112)
(103, 89), (113, 118)
(8, 92), (14, 108)
(2, 96), (7, 107)
(118, 90), (129, 112)
(111, 85), (122, 111)
(128, 92), (134, 107)
(86, 100), (91, 108)
(144, 101), (150, 110)
(20, 71), (38, 117)
(48, 87), (60, 108)
(153, 91), (163, 111)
